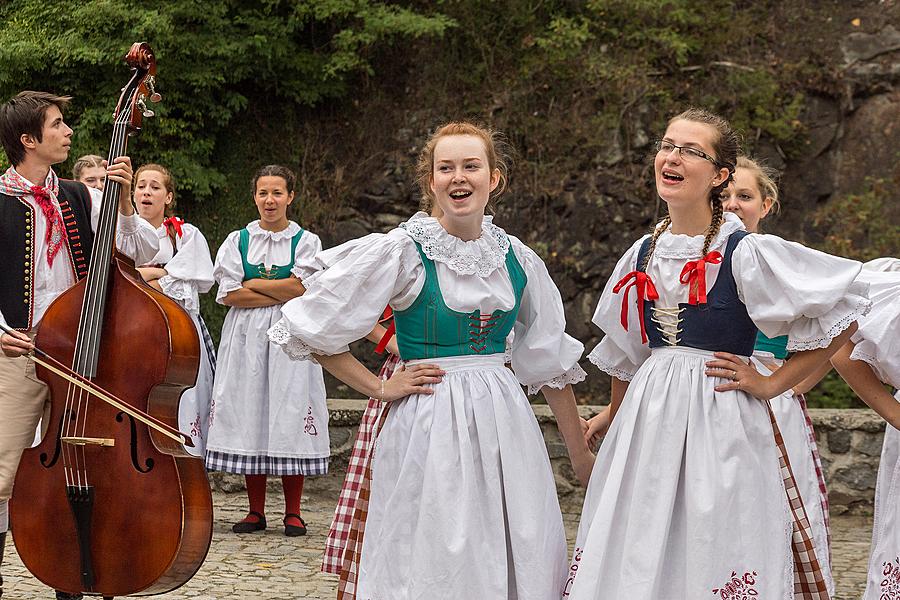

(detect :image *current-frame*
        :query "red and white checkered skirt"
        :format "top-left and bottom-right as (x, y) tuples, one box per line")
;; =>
(766, 401), (831, 599)
(322, 354), (399, 576)
(797, 393), (831, 562)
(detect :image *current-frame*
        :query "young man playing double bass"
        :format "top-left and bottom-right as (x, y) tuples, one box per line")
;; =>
(0, 91), (158, 600)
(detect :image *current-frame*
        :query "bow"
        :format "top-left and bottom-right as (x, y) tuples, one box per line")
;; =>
(613, 270), (659, 344)
(679, 251), (722, 305)
(163, 216), (185, 237)
(374, 307), (395, 354)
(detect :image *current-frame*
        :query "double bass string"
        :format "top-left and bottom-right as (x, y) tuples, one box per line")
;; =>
(80, 115), (130, 487)
(68, 106), (132, 490)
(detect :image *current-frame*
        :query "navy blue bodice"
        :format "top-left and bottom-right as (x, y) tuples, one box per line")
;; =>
(636, 230), (758, 355)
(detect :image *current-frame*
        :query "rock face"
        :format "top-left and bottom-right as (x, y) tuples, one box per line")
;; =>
(835, 91), (900, 207)
(777, 19), (900, 246)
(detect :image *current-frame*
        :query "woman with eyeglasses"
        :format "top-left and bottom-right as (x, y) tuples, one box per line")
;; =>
(567, 109), (869, 599)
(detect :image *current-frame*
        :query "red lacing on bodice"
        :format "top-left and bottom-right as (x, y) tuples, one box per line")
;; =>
(468, 313), (501, 353)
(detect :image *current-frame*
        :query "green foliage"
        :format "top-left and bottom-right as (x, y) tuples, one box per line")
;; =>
(406, 0), (805, 204)
(723, 72), (805, 146)
(813, 178), (900, 261)
(0, 0), (452, 197)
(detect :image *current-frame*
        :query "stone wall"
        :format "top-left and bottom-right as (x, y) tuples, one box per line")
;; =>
(812, 409), (888, 515)
(208, 401), (887, 516)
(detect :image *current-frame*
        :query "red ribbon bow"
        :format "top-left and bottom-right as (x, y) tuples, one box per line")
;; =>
(613, 270), (659, 344)
(374, 307), (395, 354)
(30, 185), (67, 267)
(679, 251), (722, 305)
(163, 216), (185, 238)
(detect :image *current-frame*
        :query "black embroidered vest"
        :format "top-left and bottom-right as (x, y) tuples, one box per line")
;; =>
(636, 230), (758, 356)
(0, 179), (94, 330)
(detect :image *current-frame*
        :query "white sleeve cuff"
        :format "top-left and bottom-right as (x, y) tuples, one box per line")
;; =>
(158, 275), (199, 312)
(587, 343), (637, 382)
(267, 318), (348, 362)
(526, 363), (587, 396)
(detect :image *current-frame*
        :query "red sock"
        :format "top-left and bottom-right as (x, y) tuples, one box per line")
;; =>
(243, 474), (267, 522)
(282, 474), (305, 526)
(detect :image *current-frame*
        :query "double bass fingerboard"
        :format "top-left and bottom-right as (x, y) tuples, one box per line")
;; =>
(71, 96), (137, 378)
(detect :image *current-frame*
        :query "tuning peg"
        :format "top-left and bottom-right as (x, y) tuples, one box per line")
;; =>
(146, 76), (162, 103)
(137, 97), (155, 118)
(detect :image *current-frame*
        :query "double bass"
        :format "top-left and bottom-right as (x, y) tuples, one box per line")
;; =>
(9, 43), (213, 597)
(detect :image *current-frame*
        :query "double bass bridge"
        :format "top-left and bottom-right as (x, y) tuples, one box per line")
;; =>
(61, 436), (115, 447)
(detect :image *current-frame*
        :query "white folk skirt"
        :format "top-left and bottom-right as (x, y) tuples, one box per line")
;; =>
(753, 354), (834, 595)
(356, 354), (567, 600)
(178, 310), (216, 457)
(567, 346), (794, 600)
(864, 393), (900, 599)
(205, 304), (329, 475)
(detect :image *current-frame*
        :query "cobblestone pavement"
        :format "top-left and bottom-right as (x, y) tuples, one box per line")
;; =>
(2, 489), (874, 599)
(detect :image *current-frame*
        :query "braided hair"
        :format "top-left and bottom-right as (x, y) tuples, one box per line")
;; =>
(642, 108), (739, 270)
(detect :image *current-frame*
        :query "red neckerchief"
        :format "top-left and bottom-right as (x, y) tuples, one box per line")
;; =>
(0, 167), (67, 268)
(679, 251), (722, 305)
(29, 185), (68, 267)
(613, 271), (659, 344)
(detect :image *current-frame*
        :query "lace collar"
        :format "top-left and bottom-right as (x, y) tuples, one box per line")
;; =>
(399, 212), (510, 276)
(651, 212), (746, 259)
(246, 220), (301, 241)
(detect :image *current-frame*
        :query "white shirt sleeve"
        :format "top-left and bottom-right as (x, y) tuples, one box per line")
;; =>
(213, 231), (245, 304)
(158, 224), (215, 312)
(268, 231), (421, 360)
(291, 231), (324, 281)
(732, 233), (871, 352)
(849, 265), (900, 388)
(508, 239), (587, 395)
(87, 188), (159, 265)
(88, 186), (102, 232)
(586, 236), (652, 381)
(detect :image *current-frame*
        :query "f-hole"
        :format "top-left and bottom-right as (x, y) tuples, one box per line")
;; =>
(40, 408), (74, 468)
(115, 412), (154, 473)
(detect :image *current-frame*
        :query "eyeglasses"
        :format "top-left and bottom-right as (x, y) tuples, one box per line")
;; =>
(655, 140), (718, 166)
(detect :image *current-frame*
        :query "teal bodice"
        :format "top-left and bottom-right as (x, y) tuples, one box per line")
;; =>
(755, 331), (789, 360)
(393, 240), (527, 360)
(238, 227), (304, 281)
